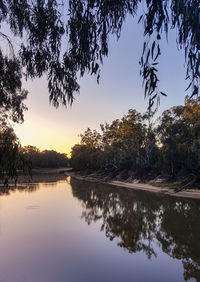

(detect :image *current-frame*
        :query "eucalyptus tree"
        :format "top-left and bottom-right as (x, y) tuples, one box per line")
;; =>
(0, 0), (199, 121)
(100, 109), (146, 171)
(158, 96), (200, 176)
(70, 108), (156, 172)
(71, 128), (103, 170)
(1, 0), (200, 183)
(0, 113), (30, 185)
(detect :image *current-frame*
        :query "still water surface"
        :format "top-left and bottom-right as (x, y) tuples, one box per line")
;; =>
(0, 177), (200, 282)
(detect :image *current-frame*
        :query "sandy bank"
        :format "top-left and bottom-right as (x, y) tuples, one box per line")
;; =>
(65, 171), (200, 200)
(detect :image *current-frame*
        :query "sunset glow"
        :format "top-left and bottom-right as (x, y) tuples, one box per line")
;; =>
(13, 21), (187, 155)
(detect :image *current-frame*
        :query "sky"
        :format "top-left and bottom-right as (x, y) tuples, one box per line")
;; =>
(13, 16), (188, 156)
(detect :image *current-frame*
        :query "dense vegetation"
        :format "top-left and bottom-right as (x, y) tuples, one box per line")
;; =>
(22, 146), (69, 169)
(0, 0), (199, 184)
(0, 118), (68, 185)
(0, 112), (30, 185)
(71, 97), (200, 185)
(0, 0), (199, 123)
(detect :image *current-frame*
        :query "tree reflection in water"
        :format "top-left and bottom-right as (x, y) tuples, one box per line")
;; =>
(70, 178), (200, 282)
(0, 181), (58, 196)
(0, 183), (40, 195)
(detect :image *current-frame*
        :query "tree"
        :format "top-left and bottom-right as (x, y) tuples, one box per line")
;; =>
(0, 50), (28, 122)
(70, 108), (158, 174)
(70, 128), (103, 170)
(157, 96), (200, 176)
(0, 112), (30, 185)
(71, 98), (200, 182)
(0, 0), (199, 121)
(100, 109), (146, 171)
(80, 128), (102, 149)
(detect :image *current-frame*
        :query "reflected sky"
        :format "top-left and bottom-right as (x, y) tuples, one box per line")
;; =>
(0, 179), (199, 282)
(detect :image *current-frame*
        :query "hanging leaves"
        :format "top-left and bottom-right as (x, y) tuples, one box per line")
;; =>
(0, 0), (199, 117)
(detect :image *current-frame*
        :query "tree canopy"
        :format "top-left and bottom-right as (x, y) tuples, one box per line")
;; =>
(70, 97), (200, 185)
(0, 112), (31, 185)
(0, 0), (199, 120)
(22, 145), (69, 168)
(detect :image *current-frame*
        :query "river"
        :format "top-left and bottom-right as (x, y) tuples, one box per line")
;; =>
(0, 177), (200, 282)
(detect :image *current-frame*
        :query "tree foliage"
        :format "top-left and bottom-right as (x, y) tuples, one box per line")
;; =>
(67, 0), (200, 107)
(71, 108), (158, 175)
(0, 113), (30, 185)
(23, 145), (69, 168)
(0, 123), (68, 185)
(158, 96), (200, 176)
(70, 97), (200, 182)
(0, 0), (199, 120)
(0, 50), (28, 122)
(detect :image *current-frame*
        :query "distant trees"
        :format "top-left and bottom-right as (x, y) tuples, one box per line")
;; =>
(23, 146), (69, 168)
(70, 97), (200, 181)
(1, 0), (199, 183)
(0, 123), (68, 185)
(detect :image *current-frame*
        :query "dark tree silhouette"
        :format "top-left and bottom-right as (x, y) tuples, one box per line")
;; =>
(23, 146), (69, 168)
(0, 113), (31, 185)
(1, 1), (200, 184)
(0, 0), (199, 120)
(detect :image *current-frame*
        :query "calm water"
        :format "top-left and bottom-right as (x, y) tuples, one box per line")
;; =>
(0, 177), (200, 282)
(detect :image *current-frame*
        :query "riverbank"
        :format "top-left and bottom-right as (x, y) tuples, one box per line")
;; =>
(1, 168), (200, 200)
(65, 170), (200, 200)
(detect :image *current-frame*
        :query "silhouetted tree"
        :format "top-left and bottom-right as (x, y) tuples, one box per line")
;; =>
(0, 0), (199, 120)
(0, 112), (30, 185)
(23, 146), (69, 168)
(1, 1), (200, 184)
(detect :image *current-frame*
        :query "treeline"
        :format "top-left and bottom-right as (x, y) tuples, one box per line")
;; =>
(22, 146), (69, 168)
(0, 113), (69, 185)
(70, 97), (200, 181)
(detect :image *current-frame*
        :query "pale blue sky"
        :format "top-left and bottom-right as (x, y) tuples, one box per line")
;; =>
(14, 17), (188, 155)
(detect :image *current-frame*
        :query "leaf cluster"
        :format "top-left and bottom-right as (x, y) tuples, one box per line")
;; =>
(0, 114), (31, 185)
(0, 0), (200, 120)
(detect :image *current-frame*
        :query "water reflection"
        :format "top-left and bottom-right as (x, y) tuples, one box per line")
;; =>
(0, 181), (61, 196)
(70, 178), (200, 281)
(0, 183), (40, 195)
